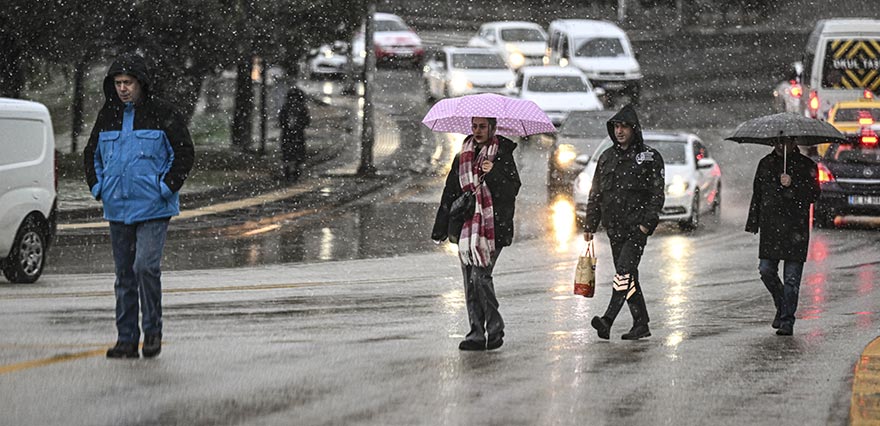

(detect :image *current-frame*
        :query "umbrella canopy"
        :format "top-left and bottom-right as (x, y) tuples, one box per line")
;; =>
(422, 93), (556, 136)
(726, 112), (847, 146)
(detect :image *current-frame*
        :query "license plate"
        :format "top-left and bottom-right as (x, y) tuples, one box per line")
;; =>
(602, 82), (625, 90)
(849, 195), (880, 205)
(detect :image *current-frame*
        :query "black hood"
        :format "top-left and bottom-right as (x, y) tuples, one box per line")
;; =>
(606, 104), (644, 146)
(102, 53), (152, 105)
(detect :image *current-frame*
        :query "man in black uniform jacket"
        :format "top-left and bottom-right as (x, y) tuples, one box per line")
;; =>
(583, 105), (665, 340)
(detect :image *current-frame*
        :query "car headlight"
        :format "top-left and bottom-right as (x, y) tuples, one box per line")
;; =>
(450, 73), (472, 94)
(555, 144), (577, 168)
(508, 52), (525, 69)
(666, 175), (689, 197)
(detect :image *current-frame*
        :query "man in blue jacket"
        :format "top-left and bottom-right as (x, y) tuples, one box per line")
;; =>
(83, 53), (195, 358)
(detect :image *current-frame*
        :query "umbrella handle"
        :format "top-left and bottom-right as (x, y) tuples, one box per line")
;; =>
(784, 148), (787, 175)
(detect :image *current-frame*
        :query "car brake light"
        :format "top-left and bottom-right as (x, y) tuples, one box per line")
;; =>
(858, 110), (874, 126)
(789, 81), (802, 98)
(865, 89), (875, 99)
(863, 135), (879, 146)
(817, 162), (834, 184)
(809, 90), (819, 118)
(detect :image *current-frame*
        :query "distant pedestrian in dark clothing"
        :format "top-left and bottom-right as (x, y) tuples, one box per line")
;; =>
(746, 142), (820, 336)
(583, 105), (665, 341)
(83, 53), (195, 358)
(432, 117), (521, 351)
(278, 85), (310, 182)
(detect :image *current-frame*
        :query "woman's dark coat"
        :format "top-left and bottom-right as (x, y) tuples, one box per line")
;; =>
(431, 136), (521, 247)
(746, 149), (821, 262)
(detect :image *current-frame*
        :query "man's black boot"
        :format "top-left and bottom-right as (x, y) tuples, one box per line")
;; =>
(621, 324), (651, 340)
(776, 324), (793, 336)
(591, 316), (612, 340)
(143, 333), (162, 358)
(106, 341), (139, 359)
(458, 340), (485, 351)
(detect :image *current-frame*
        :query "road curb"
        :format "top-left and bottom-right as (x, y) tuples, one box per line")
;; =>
(851, 336), (880, 424)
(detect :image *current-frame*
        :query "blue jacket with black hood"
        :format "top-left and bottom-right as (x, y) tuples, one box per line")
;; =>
(83, 54), (195, 224)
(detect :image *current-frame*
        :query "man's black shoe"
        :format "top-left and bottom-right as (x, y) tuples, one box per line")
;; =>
(106, 341), (139, 359)
(591, 316), (611, 340)
(487, 337), (504, 350)
(143, 333), (162, 358)
(458, 340), (485, 351)
(771, 318), (782, 329)
(776, 324), (793, 336)
(621, 324), (651, 340)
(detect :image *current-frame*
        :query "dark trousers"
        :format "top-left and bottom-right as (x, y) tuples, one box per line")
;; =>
(603, 228), (649, 326)
(758, 258), (804, 327)
(460, 248), (503, 344)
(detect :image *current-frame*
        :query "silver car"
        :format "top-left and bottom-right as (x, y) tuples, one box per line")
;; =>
(573, 131), (722, 231)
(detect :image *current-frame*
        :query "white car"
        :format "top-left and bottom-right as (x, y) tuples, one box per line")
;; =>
(352, 12), (424, 69)
(0, 98), (56, 283)
(515, 66), (604, 127)
(423, 47), (516, 99)
(304, 42), (349, 79)
(467, 21), (548, 70)
(573, 131), (722, 231)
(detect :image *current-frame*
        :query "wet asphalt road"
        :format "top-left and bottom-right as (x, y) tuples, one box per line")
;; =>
(3, 29), (880, 425)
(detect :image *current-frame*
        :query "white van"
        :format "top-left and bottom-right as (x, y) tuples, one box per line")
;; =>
(0, 98), (56, 283)
(546, 19), (642, 106)
(799, 19), (880, 119)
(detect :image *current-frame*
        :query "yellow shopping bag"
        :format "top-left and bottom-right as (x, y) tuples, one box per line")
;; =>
(574, 240), (596, 298)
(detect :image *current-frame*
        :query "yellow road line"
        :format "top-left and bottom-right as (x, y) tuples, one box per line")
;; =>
(58, 183), (316, 231)
(0, 348), (108, 375)
(851, 336), (880, 424)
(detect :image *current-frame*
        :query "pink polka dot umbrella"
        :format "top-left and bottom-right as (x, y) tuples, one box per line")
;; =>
(422, 93), (556, 136)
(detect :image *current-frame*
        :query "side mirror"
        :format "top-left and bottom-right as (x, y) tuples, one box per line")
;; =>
(697, 158), (715, 169)
(575, 154), (590, 166)
(593, 87), (606, 97)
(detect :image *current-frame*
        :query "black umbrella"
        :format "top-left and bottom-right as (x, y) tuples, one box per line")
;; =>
(726, 112), (847, 172)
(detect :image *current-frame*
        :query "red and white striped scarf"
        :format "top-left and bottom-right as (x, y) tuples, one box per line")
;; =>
(458, 135), (498, 267)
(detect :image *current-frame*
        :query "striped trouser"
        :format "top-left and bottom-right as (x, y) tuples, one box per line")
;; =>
(602, 227), (649, 326)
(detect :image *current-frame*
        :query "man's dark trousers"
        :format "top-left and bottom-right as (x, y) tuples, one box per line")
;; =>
(603, 227), (649, 326)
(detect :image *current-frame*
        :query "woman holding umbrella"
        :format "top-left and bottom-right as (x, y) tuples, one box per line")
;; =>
(431, 116), (521, 351)
(745, 140), (821, 336)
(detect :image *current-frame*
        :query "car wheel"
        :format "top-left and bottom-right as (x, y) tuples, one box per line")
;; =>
(423, 79), (434, 102)
(708, 185), (721, 224)
(679, 194), (700, 231)
(2, 215), (47, 283)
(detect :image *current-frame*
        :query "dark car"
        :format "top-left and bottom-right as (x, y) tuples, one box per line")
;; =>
(545, 109), (614, 201)
(814, 137), (880, 227)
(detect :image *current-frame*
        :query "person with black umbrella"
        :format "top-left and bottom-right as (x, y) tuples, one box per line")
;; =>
(745, 141), (821, 336)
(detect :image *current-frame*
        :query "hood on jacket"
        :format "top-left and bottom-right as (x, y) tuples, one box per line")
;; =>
(102, 53), (152, 106)
(606, 104), (644, 147)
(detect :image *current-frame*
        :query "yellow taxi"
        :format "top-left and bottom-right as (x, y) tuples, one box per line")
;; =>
(820, 90), (880, 155)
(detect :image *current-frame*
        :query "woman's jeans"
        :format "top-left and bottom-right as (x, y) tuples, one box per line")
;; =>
(109, 219), (169, 343)
(758, 258), (804, 327)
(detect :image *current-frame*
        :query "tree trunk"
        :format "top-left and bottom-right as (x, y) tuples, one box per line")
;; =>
(71, 58), (87, 153)
(0, 28), (25, 98)
(231, 55), (254, 150)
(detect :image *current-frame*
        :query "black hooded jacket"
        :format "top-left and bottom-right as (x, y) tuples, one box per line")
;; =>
(584, 105), (666, 234)
(83, 54), (194, 199)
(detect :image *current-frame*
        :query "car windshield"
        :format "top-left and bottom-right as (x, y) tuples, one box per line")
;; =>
(560, 112), (613, 137)
(500, 28), (546, 42)
(527, 76), (589, 93)
(574, 37), (626, 58)
(647, 141), (688, 165)
(825, 143), (880, 164)
(375, 20), (408, 32)
(451, 53), (506, 69)
(833, 108), (880, 122)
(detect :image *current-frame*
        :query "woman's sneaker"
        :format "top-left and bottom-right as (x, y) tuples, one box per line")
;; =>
(106, 341), (139, 359)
